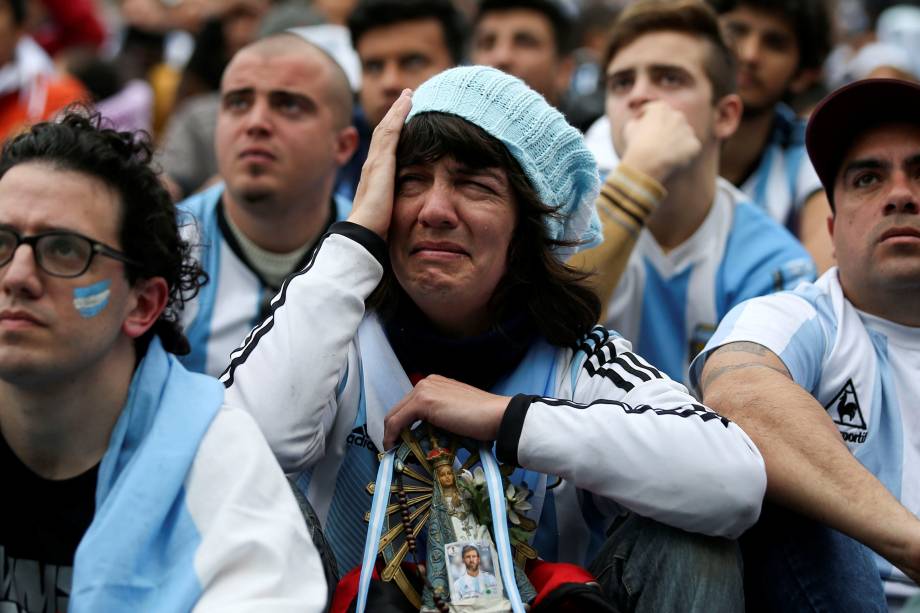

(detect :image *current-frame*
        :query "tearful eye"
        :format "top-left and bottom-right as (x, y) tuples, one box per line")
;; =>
(396, 174), (426, 194)
(460, 180), (495, 195)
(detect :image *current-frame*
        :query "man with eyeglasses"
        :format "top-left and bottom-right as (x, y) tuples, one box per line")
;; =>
(0, 112), (325, 611)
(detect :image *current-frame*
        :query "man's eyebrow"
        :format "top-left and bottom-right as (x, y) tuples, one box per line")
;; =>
(648, 63), (691, 74)
(0, 222), (82, 234)
(607, 63), (687, 77)
(841, 158), (889, 176)
(269, 89), (316, 106)
(606, 66), (634, 78)
(221, 87), (253, 99)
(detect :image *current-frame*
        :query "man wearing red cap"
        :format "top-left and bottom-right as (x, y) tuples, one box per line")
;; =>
(691, 78), (920, 609)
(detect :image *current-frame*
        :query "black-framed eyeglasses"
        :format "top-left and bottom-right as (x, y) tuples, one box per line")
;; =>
(0, 228), (141, 278)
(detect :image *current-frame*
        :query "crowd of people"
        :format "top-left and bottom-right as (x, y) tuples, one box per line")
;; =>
(1, 0), (919, 611)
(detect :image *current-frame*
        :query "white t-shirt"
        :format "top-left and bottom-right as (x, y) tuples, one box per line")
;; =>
(691, 269), (920, 587)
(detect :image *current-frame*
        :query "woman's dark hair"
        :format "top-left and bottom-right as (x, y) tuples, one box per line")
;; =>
(0, 110), (206, 355)
(368, 112), (600, 348)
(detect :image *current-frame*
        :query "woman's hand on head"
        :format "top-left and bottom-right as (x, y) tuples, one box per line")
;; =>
(347, 89), (413, 240)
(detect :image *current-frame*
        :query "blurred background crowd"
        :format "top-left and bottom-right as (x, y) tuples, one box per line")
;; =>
(4, 0), (920, 199)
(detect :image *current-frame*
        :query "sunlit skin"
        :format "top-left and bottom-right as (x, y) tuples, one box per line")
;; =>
(719, 6), (802, 115)
(356, 19), (454, 128)
(830, 123), (920, 325)
(389, 157), (517, 338)
(472, 9), (571, 105)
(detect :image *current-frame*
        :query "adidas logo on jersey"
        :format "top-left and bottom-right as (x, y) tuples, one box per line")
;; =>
(825, 379), (868, 444)
(347, 424), (377, 451)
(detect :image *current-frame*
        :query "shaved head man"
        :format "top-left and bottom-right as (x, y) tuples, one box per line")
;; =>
(178, 34), (359, 377)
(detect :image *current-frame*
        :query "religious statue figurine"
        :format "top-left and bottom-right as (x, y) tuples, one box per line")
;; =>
(420, 434), (536, 612)
(364, 427), (537, 612)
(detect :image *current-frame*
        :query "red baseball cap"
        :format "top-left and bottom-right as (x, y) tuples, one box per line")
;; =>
(806, 78), (920, 206)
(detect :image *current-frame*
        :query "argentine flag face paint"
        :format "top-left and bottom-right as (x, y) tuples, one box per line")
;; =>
(73, 280), (111, 318)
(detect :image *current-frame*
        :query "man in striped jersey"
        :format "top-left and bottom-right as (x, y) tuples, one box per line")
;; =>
(177, 33), (359, 377)
(222, 65), (768, 611)
(691, 78), (920, 610)
(572, 0), (815, 385)
(708, 0), (835, 271)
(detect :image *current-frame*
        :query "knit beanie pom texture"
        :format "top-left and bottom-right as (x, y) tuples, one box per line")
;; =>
(406, 66), (602, 255)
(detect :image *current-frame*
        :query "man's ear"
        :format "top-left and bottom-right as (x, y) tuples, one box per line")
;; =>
(713, 93), (743, 140)
(122, 277), (169, 340)
(334, 126), (360, 167)
(826, 211), (836, 259)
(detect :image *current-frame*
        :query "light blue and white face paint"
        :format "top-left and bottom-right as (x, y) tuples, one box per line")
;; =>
(73, 280), (111, 318)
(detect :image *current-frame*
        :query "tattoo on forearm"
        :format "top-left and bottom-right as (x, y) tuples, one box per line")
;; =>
(701, 361), (789, 395)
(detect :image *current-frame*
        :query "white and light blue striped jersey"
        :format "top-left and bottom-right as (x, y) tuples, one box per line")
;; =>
(689, 269), (920, 586)
(739, 104), (823, 230)
(584, 105), (823, 230)
(177, 184), (351, 377)
(605, 179), (816, 384)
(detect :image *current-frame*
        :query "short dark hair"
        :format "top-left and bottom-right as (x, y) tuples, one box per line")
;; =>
(4, 0), (25, 26)
(475, 0), (577, 56)
(348, 0), (467, 65)
(706, 0), (832, 71)
(462, 545), (480, 557)
(0, 111), (206, 355)
(368, 112), (601, 348)
(604, 0), (737, 101)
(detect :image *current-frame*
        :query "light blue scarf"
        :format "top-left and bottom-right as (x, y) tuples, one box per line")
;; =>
(70, 337), (224, 612)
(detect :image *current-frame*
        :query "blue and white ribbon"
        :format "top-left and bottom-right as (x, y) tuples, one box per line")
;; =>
(480, 443), (527, 613)
(357, 450), (395, 613)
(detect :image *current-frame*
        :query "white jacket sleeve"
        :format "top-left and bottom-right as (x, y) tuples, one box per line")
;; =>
(220, 223), (386, 472)
(186, 406), (326, 612)
(496, 328), (766, 538)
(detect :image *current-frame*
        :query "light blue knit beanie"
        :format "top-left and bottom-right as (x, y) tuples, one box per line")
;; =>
(406, 66), (602, 256)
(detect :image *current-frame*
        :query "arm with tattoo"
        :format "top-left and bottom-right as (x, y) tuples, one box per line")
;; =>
(701, 342), (920, 582)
